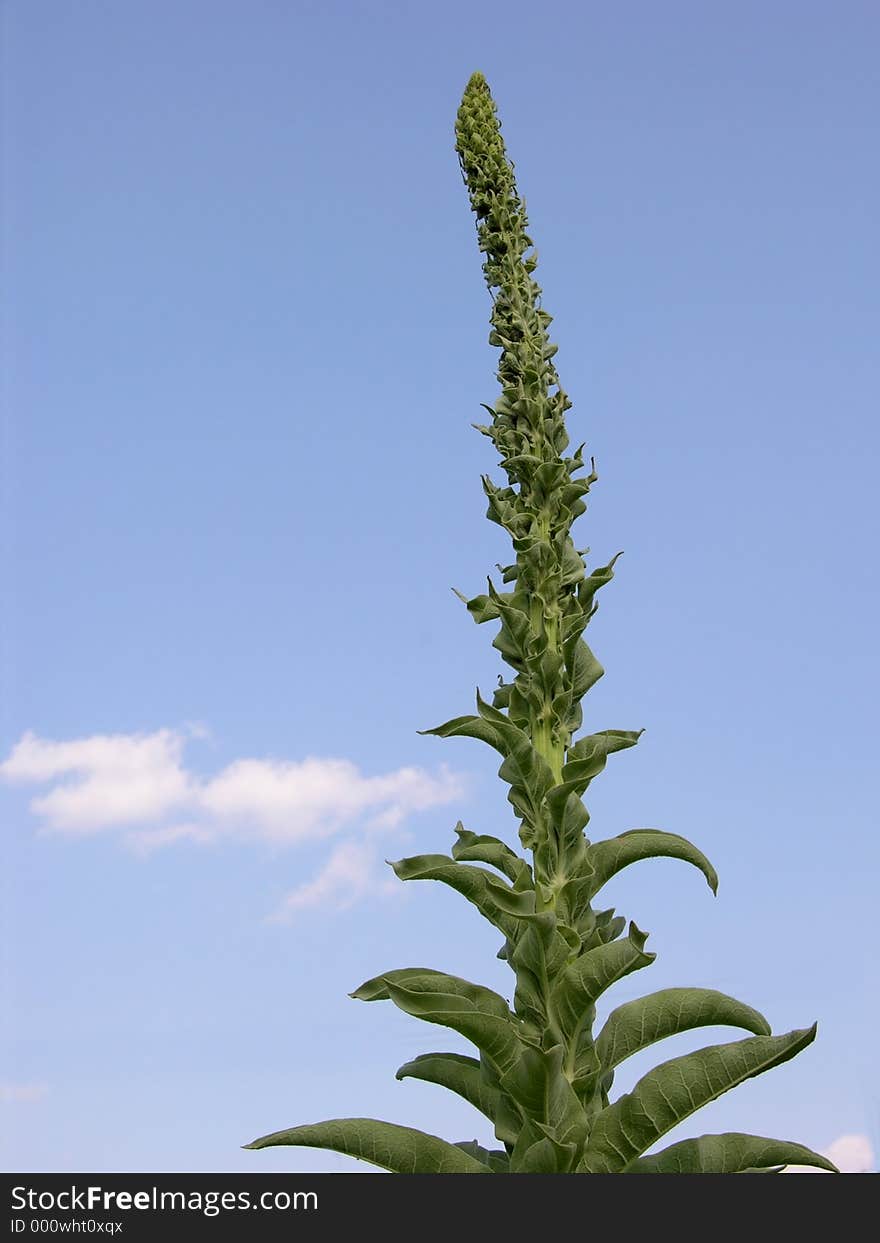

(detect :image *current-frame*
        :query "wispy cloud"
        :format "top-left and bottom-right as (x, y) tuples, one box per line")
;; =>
(0, 1082), (49, 1104)
(268, 839), (396, 921)
(1, 728), (462, 848)
(1, 727), (465, 915)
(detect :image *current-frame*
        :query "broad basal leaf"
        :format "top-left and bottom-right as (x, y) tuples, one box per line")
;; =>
(627, 1132), (836, 1174)
(580, 1025), (819, 1171)
(596, 987), (770, 1072)
(244, 1118), (491, 1173)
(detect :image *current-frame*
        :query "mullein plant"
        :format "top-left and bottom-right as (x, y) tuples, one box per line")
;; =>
(247, 73), (833, 1174)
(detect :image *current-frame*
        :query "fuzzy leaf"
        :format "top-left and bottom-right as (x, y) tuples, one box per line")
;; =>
(512, 1134), (572, 1173)
(244, 1118), (490, 1172)
(352, 968), (510, 1018)
(627, 1132), (837, 1174)
(395, 1052), (502, 1124)
(388, 854), (528, 934)
(452, 825), (531, 884)
(580, 1025), (819, 1172)
(422, 695), (553, 828)
(384, 980), (523, 1075)
(420, 713), (500, 750)
(567, 639), (605, 700)
(499, 1044), (588, 1151)
(584, 829), (718, 899)
(562, 729), (643, 791)
(596, 987), (770, 1072)
(545, 789), (590, 862)
(511, 911), (575, 978)
(454, 1140), (510, 1172)
(475, 692), (555, 817)
(550, 923), (655, 1042)
(576, 554), (621, 613)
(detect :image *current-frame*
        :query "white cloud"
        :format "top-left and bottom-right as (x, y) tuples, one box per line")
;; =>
(0, 730), (193, 832)
(0, 1082), (49, 1104)
(823, 1134), (874, 1173)
(198, 757), (458, 844)
(0, 728), (462, 847)
(269, 839), (389, 920)
(1, 727), (464, 916)
(783, 1132), (875, 1173)
(124, 823), (216, 856)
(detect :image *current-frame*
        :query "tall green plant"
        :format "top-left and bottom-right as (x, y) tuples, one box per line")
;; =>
(246, 72), (832, 1174)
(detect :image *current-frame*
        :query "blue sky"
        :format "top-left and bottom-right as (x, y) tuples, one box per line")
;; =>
(1, 1), (877, 1173)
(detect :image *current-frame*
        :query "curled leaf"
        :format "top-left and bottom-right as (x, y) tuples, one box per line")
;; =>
(245, 1118), (491, 1173)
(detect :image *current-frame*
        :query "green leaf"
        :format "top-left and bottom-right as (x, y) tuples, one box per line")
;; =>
(510, 911), (575, 982)
(550, 923), (655, 1042)
(627, 1132), (837, 1174)
(562, 729), (643, 792)
(454, 1140), (510, 1172)
(584, 829), (718, 900)
(578, 905), (627, 949)
(352, 968), (510, 1018)
(490, 591), (531, 664)
(567, 638), (605, 700)
(395, 1052), (502, 1124)
(451, 825), (531, 885)
(508, 912), (578, 1034)
(456, 581), (507, 626)
(545, 789), (590, 863)
(511, 1134), (567, 1173)
(475, 692), (555, 820)
(421, 694), (554, 829)
(499, 1044), (588, 1151)
(512, 1134), (576, 1173)
(577, 553), (621, 612)
(244, 1118), (491, 1173)
(384, 980), (524, 1075)
(388, 854), (529, 934)
(596, 987), (770, 1072)
(419, 712), (500, 750)
(580, 1025), (819, 1172)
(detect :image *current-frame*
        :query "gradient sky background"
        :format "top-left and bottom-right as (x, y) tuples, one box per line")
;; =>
(2, 1), (877, 1173)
